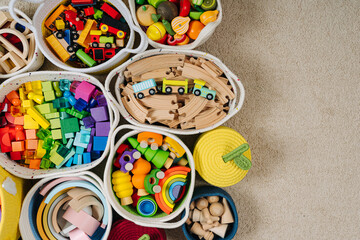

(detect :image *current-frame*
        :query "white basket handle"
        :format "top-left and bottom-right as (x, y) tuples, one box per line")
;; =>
(8, 0), (42, 32)
(225, 69), (246, 119)
(123, 25), (148, 54)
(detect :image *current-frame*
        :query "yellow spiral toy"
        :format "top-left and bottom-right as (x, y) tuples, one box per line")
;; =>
(0, 166), (24, 240)
(193, 126), (252, 187)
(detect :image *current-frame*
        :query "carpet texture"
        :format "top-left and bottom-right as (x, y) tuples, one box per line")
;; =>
(1, 0), (360, 239)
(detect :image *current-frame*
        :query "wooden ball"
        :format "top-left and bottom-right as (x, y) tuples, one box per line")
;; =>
(207, 196), (219, 203)
(209, 202), (224, 217)
(196, 198), (208, 210)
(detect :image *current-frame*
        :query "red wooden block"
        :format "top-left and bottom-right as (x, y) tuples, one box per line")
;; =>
(100, 3), (121, 20)
(84, 7), (95, 16)
(10, 151), (22, 160)
(0, 133), (12, 152)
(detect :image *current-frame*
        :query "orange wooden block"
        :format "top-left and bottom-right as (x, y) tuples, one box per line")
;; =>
(25, 129), (37, 140)
(29, 159), (41, 169)
(12, 141), (24, 152)
(6, 90), (19, 102)
(14, 116), (24, 125)
(25, 139), (38, 150)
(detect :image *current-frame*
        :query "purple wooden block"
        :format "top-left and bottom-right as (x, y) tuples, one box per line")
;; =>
(83, 116), (96, 128)
(95, 122), (110, 136)
(87, 128), (96, 152)
(96, 94), (107, 106)
(172, 185), (182, 199)
(119, 149), (141, 173)
(90, 106), (109, 122)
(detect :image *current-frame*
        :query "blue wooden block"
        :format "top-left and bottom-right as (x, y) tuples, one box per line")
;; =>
(76, 146), (85, 154)
(93, 136), (107, 151)
(65, 156), (74, 167)
(83, 152), (91, 164)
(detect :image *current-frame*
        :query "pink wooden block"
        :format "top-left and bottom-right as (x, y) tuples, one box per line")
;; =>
(68, 228), (91, 240)
(75, 82), (96, 103)
(62, 207), (100, 236)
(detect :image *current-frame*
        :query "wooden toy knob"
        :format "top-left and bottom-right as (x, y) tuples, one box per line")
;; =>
(196, 197), (208, 210)
(209, 202), (224, 217)
(192, 208), (201, 222)
(190, 222), (214, 240)
(207, 196), (219, 203)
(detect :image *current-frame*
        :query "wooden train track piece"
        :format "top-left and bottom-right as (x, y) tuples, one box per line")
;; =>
(178, 96), (207, 123)
(140, 68), (176, 81)
(180, 120), (196, 130)
(201, 61), (224, 77)
(121, 94), (148, 123)
(146, 110), (175, 123)
(126, 54), (186, 77)
(195, 108), (226, 129)
(121, 83), (134, 96)
(138, 94), (179, 110)
(181, 63), (235, 104)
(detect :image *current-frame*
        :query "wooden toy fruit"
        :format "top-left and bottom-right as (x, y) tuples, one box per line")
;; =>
(157, 1), (179, 21)
(201, 0), (217, 10)
(200, 10), (219, 25)
(148, 0), (167, 8)
(171, 16), (191, 35)
(187, 20), (205, 40)
(189, 11), (203, 20)
(137, 5), (157, 26)
(146, 22), (167, 41)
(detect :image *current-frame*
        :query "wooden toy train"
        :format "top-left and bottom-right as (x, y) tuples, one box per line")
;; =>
(132, 78), (216, 100)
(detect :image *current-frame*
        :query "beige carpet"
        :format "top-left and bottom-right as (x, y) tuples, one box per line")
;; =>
(1, 0), (360, 239)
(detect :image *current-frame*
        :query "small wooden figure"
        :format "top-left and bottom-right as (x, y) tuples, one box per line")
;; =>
(207, 196), (219, 203)
(195, 197), (208, 210)
(221, 198), (234, 224)
(190, 222), (214, 240)
(209, 202), (224, 217)
(209, 224), (228, 238)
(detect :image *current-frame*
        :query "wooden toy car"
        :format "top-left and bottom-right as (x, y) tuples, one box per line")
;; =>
(85, 47), (118, 61)
(132, 79), (157, 99)
(162, 78), (188, 95)
(65, 10), (84, 31)
(193, 79), (216, 100)
(100, 15), (128, 39)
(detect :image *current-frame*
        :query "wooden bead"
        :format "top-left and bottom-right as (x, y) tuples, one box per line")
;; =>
(209, 202), (224, 217)
(207, 196), (219, 203)
(196, 197), (208, 210)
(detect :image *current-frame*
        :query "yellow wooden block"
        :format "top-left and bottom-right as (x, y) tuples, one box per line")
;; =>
(19, 87), (26, 100)
(24, 82), (32, 93)
(35, 140), (46, 158)
(55, 19), (65, 30)
(31, 80), (42, 91)
(24, 114), (39, 129)
(22, 99), (34, 108)
(27, 107), (50, 129)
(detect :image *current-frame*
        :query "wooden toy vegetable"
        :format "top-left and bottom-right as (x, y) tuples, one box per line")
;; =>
(201, 0), (217, 10)
(200, 10), (219, 25)
(192, 0), (204, 5)
(171, 16), (191, 35)
(136, 0), (146, 4)
(162, 19), (176, 35)
(187, 20), (205, 39)
(157, 1), (178, 21)
(148, 0), (167, 8)
(175, 34), (190, 45)
(167, 34), (186, 45)
(146, 22), (167, 41)
(137, 5), (157, 26)
(189, 11), (203, 20)
(179, 0), (191, 17)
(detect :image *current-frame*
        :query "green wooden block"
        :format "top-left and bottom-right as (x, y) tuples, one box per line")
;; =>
(35, 103), (53, 114)
(50, 118), (61, 129)
(41, 81), (53, 92)
(45, 112), (60, 119)
(44, 90), (56, 102)
(61, 118), (80, 134)
(51, 129), (62, 140)
(50, 152), (64, 166)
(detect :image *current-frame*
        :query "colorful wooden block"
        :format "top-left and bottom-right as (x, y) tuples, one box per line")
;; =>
(22, 99), (34, 108)
(44, 90), (56, 102)
(61, 117), (80, 133)
(41, 81), (53, 92)
(51, 129), (62, 140)
(75, 81), (96, 102)
(25, 129), (37, 139)
(10, 151), (21, 160)
(29, 159), (41, 169)
(95, 122), (110, 136)
(45, 112), (60, 120)
(12, 141), (24, 152)
(35, 140), (46, 158)
(26, 139), (38, 150)
(24, 115), (39, 129)
(27, 107), (50, 129)
(90, 106), (109, 122)
(93, 136), (107, 151)
(50, 118), (61, 129)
